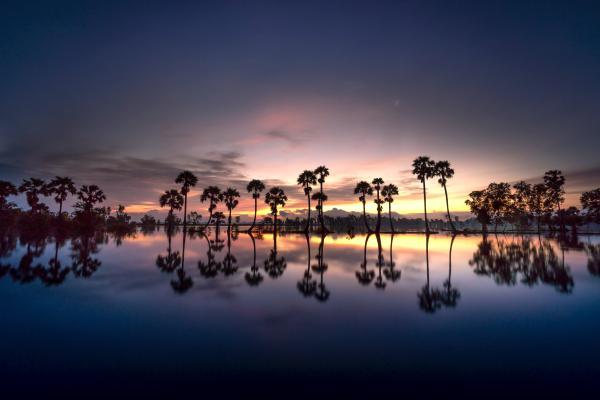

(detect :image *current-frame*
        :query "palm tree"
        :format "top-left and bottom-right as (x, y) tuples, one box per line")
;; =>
(353, 181), (373, 233)
(297, 170), (317, 233)
(46, 176), (77, 217)
(264, 187), (287, 232)
(246, 179), (265, 232)
(221, 188), (240, 232)
(19, 178), (49, 213)
(381, 184), (399, 233)
(314, 166), (330, 232)
(200, 186), (221, 230)
(412, 156), (436, 233)
(433, 161), (457, 233)
(159, 189), (184, 226)
(371, 178), (384, 233)
(175, 171), (198, 227)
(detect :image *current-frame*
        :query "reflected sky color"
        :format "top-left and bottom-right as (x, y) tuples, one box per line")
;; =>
(1, 228), (600, 394)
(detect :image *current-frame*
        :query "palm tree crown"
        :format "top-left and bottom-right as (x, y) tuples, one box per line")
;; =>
(175, 171), (198, 196)
(412, 156), (436, 182)
(221, 188), (240, 211)
(246, 179), (265, 199)
(297, 170), (317, 195)
(434, 161), (454, 185)
(382, 184), (399, 203)
(354, 181), (373, 202)
(159, 189), (184, 214)
(265, 187), (287, 216)
(47, 176), (77, 215)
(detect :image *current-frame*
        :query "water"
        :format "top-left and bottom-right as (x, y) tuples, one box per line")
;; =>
(1, 228), (599, 396)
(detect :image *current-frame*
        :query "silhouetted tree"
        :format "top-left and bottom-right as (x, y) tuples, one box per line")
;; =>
(354, 181), (373, 233)
(581, 188), (600, 223)
(512, 181), (533, 231)
(19, 178), (49, 214)
(200, 186), (221, 230)
(434, 161), (457, 232)
(543, 170), (566, 232)
(412, 156), (436, 233)
(314, 166), (330, 232)
(175, 171), (198, 227)
(159, 189), (184, 227)
(465, 190), (492, 233)
(485, 182), (512, 232)
(74, 185), (107, 225)
(46, 176), (77, 217)
(381, 184), (399, 233)
(0, 180), (18, 212)
(297, 170), (317, 233)
(246, 179), (265, 232)
(221, 187), (240, 232)
(264, 187), (287, 232)
(372, 178), (384, 233)
(528, 183), (552, 234)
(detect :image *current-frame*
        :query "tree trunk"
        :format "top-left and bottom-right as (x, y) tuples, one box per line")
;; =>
(228, 209), (232, 232)
(422, 180), (429, 232)
(305, 193), (311, 233)
(362, 200), (371, 233)
(183, 193), (188, 226)
(319, 182), (326, 232)
(58, 200), (63, 217)
(248, 197), (257, 232)
(388, 202), (395, 233)
(376, 189), (381, 233)
(443, 183), (456, 232)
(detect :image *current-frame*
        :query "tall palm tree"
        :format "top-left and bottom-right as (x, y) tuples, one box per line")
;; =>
(353, 181), (373, 233)
(372, 178), (384, 233)
(221, 187), (240, 232)
(159, 189), (184, 226)
(434, 161), (457, 233)
(75, 185), (107, 220)
(246, 179), (265, 232)
(297, 170), (317, 233)
(264, 187), (287, 232)
(200, 186), (221, 230)
(175, 171), (198, 227)
(314, 166), (330, 232)
(381, 184), (399, 233)
(18, 178), (49, 213)
(46, 176), (76, 217)
(412, 156), (436, 233)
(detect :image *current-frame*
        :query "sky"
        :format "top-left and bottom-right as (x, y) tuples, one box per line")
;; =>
(1, 0), (599, 219)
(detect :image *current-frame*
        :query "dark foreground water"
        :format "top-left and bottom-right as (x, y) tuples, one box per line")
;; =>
(1, 228), (599, 396)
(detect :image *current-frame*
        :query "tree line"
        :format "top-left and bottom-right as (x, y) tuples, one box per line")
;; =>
(465, 170), (600, 234)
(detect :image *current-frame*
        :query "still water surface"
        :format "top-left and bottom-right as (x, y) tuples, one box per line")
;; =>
(1, 229), (599, 395)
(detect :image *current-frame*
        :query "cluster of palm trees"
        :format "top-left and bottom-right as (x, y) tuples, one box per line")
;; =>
(161, 166), (333, 232)
(352, 156), (456, 234)
(0, 177), (107, 222)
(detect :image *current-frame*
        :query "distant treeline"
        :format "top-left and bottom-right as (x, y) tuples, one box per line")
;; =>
(465, 171), (600, 233)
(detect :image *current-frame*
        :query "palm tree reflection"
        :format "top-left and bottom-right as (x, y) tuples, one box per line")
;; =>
(312, 234), (330, 302)
(40, 236), (70, 286)
(245, 233), (263, 286)
(383, 234), (401, 282)
(374, 234), (386, 290)
(440, 234), (460, 307)
(356, 234), (375, 285)
(70, 232), (103, 279)
(171, 228), (193, 294)
(417, 234), (443, 313)
(297, 233), (317, 297)
(586, 244), (600, 276)
(198, 232), (222, 278)
(264, 232), (286, 279)
(156, 227), (181, 273)
(222, 230), (238, 276)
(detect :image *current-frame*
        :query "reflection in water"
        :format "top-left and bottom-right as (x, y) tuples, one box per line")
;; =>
(469, 235), (574, 293)
(312, 234), (330, 302)
(586, 244), (600, 276)
(171, 227), (193, 294)
(244, 233), (263, 286)
(264, 231), (286, 279)
(297, 233), (316, 297)
(356, 234), (375, 285)
(156, 228), (181, 273)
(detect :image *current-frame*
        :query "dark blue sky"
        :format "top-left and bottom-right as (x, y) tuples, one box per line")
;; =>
(1, 0), (599, 213)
